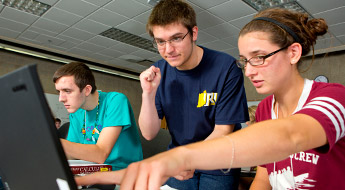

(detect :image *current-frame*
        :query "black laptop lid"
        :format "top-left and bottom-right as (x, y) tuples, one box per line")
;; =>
(0, 65), (78, 190)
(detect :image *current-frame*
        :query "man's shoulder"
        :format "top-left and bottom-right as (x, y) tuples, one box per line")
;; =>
(102, 91), (128, 102)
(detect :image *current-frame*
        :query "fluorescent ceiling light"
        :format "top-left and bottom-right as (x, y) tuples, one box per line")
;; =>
(100, 28), (158, 54)
(242, 0), (311, 17)
(0, 0), (51, 16)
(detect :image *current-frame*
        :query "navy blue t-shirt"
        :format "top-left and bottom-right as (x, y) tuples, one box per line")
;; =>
(154, 46), (249, 174)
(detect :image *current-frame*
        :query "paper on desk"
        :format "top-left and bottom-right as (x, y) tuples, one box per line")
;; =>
(160, 184), (178, 190)
(68, 160), (97, 165)
(115, 185), (177, 190)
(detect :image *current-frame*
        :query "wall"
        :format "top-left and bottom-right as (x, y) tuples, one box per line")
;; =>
(0, 49), (143, 125)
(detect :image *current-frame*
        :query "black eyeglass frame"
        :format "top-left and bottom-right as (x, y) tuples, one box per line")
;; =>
(152, 31), (190, 49)
(236, 45), (289, 69)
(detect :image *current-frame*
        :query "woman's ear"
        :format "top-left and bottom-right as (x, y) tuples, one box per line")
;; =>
(289, 42), (302, 65)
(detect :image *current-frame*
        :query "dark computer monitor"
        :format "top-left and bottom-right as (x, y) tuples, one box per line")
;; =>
(0, 64), (78, 190)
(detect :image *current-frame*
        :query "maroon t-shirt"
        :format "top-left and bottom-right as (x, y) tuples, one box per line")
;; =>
(256, 79), (345, 189)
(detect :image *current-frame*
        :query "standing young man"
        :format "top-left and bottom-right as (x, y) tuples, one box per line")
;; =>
(139, 0), (249, 189)
(53, 62), (142, 171)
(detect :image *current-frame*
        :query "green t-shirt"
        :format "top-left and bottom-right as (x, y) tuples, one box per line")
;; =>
(67, 91), (143, 170)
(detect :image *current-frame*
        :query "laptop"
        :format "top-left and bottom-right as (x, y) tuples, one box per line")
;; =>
(0, 64), (99, 190)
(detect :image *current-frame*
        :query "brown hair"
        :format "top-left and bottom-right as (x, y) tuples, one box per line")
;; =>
(239, 8), (328, 57)
(146, 0), (196, 37)
(248, 105), (258, 124)
(53, 62), (97, 94)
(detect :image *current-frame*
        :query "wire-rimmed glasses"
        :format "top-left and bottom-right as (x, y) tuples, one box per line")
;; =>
(152, 31), (190, 49)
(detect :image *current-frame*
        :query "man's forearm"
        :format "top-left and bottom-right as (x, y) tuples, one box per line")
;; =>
(138, 93), (161, 140)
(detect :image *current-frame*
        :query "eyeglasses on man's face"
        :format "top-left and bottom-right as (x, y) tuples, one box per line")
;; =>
(236, 46), (288, 69)
(152, 31), (190, 49)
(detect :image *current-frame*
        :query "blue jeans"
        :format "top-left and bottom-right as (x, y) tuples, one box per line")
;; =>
(165, 170), (240, 190)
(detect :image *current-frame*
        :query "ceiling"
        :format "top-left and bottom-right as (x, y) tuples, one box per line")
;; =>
(1, 0), (345, 79)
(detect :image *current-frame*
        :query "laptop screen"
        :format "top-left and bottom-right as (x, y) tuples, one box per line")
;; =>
(0, 64), (78, 190)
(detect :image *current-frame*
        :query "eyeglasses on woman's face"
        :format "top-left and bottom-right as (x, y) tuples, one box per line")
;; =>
(152, 31), (190, 49)
(236, 45), (288, 69)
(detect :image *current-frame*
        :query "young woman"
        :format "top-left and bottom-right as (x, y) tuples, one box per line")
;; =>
(76, 8), (345, 190)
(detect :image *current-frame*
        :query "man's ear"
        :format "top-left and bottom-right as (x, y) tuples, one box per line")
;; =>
(192, 26), (198, 42)
(289, 42), (302, 65)
(83, 85), (92, 96)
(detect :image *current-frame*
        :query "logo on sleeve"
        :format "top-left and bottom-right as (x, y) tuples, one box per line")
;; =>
(197, 90), (218, 107)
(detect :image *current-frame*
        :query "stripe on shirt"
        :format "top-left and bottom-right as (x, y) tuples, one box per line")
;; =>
(303, 97), (345, 142)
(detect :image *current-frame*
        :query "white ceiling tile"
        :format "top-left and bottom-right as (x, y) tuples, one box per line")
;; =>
(134, 0), (149, 5)
(313, 7), (345, 26)
(222, 35), (239, 47)
(86, 36), (119, 48)
(48, 44), (68, 52)
(229, 13), (256, 29)
(0, 27), (20, 38)
(0, 7), (38, 25)
(59, 40), (79, 49)
(222, 48), (239, 58)
(69, 47), (93, 57)
(336, 35), (345, 44)
(17, 36), (39, 44)
(88, 8), (128, 27)
(19, 30), (40, 40)
(208, 0), (256, 22)
(55, 0), (99, 17)
(82, 0), (112, 7)
(131, 49), (158, 59)
(197, 31), (217, 44)
(99, 48), (125, 58)
(188, 0), (228, 9)
(104, 0), (150, 18)
(32, 18), (69, 33)
(89, 53), (113, 61)
(117, 19), (147, 36)
(56, 34), (83, 44)
(188, 2), (203, 14)
(298, 0), (345, 14)
(0, 17), (28, 32)
(329, 23), (345, 37)
(27, 26), (58, 36)
(203, 23), (240, 39)
(60, 27), (95, 41)
(132, 10), (151, 25)
(75, 42), (105, 52)
(42, 7), (82, 26)
(35, 34), (65, 46)
(201, 40), (233, 51)
(314, 37), (342, 50)
(196, 11), (224, 29)
(73, 19), (111, 34)
(110, 42), (139, 54)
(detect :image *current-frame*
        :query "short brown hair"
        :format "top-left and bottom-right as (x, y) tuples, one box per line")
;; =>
(146, 0), (197, 37)
(53, 62), (97, 93)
